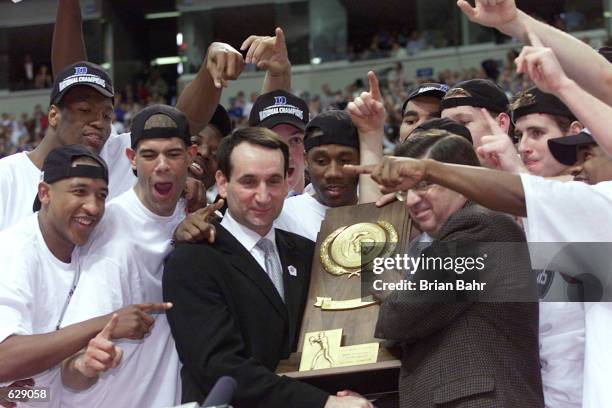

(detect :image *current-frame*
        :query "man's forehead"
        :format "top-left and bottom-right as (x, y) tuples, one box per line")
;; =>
(308, 143), (358, 155)
(441, 105), (477, 119)
(55, 176), (108, 188)
(271, 123), (303, 136)
(515, 113), (556, 130)
(137, 137), (187, 151)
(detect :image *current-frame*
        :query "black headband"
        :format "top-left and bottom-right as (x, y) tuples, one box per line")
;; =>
(304, 132), (359, 152)
(61, 164), (108, 182)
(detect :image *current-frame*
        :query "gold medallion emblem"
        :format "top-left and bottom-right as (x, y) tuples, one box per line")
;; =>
(320, 221), (398, 278)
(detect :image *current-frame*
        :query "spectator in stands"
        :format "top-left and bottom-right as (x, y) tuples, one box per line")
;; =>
(34, 65), (53, 89)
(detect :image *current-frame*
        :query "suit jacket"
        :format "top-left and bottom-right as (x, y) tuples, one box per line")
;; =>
(162, 222), (328, 408)
(376, 202), (544, 408)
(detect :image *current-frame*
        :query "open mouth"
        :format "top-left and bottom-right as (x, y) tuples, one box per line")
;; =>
(190, 161), (204, 177)
(154, 182), (174, 198)
(288, 167), (296, 179)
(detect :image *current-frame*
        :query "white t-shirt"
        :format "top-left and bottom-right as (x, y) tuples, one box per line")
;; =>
(275, 184), (329, 241)
(0, 214), (80, 408)
(0, 152), (40, 231)
(522, 174), (612, 408)
(0, 132), (136, 232)
(61, 188), (185, 408)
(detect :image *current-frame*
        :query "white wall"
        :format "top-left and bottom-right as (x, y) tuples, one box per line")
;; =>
(0, 89), (50, 117)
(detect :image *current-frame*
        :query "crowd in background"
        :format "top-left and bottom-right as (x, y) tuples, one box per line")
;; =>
(0, 50), (531, 158)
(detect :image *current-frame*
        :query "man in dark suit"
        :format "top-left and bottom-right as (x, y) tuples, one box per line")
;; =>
(349, 131), (544, 407)
(163, 128), (372, 408)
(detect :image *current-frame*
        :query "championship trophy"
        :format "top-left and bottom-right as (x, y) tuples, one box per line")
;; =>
(277, 200), (412, 397)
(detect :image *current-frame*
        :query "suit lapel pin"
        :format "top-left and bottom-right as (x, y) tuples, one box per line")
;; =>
(288, 265), (297, 276)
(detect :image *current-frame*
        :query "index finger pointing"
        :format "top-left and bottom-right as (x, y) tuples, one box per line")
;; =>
(99, 314), (118, 340)
(274, 27), (286, 51)
(139, 302), (173, 313)
(480, 108), (503, 135)
(342, 164), (376, 175)
(367, 71), (382, 101)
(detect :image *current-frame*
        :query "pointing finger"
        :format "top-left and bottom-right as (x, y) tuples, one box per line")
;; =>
(342, 164), (376, 175)
(99, 314), (118, 340)
(367, 71), (382, 101)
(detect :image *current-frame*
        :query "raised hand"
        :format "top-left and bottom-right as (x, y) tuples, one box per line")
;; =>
(74, 314), (123, 378)
(347, 71), (386, 135)
(476, 108), (526, 172)
(456, 0), (518, 30)
(206, 42), (245, 89)
(173, 199), (224, 243)
(112, 302), (173, 340)
(514, 28), (570, 95)
(241, 27), (290, 75)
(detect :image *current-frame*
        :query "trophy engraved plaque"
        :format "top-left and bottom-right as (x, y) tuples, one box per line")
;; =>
(278, 200), (412, 395)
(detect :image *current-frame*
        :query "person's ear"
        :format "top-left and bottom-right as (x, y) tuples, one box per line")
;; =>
(568, 121), (583, 136)
(125, 147), (137, 173)
(38, 182), (51, 207)
(496, 112), (511, 134)
(48, 105), (61, 128)
(216, 170), (228, 198)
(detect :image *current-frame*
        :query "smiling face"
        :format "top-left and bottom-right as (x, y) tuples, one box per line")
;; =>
(38, 159), (109, 261)
(191, 125), (223, 189)
(515, 113), (569, 177)
(127, 137), (195, 216)
(270, 123), (305, 193)
(51, 86), (114, 154)
(573, 144), (612, 185)
(404, 180), (467, 238)
(306, 144), (359, 207)
(216, 142), (288, 236)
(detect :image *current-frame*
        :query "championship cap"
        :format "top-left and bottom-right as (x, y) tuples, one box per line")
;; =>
(248, 90), (309, 131)
(50, 61), (114, 106)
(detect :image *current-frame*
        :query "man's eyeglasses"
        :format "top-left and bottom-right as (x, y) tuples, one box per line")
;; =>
(394, 181), (433, 201)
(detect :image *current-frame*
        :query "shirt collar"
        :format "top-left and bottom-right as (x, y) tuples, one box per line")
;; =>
(221, 210), (276, 252)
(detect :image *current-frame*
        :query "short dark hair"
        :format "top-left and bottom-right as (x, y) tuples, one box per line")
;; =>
(217, 127), (289, 180)
(395, 129), (481, 167)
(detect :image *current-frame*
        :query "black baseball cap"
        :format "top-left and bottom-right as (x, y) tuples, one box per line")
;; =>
(50, 61), (114, 106)
(304, 110), (359, 152)
(411, 117), (472, 144)
(401, 83), (449, 115)
(33, 145), (108, 211)
(209, 105), (232, 137)
(511, 87), (576, 123)
(440, 79), (509, 114)
(130, 104), (191, 149)
(548, 129), (595, 166)
(248, 90), (309, 131)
